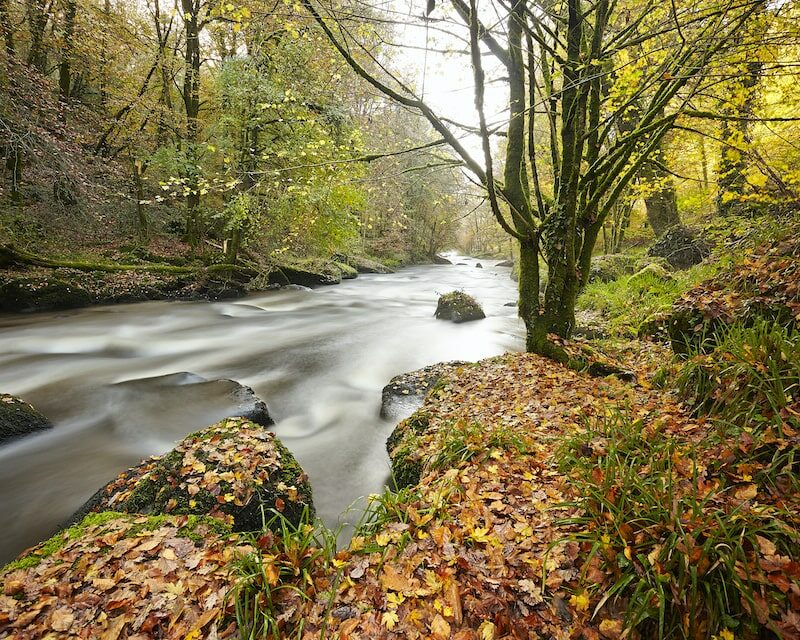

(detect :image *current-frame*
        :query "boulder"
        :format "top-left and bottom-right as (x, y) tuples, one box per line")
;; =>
(647, 225), (710, 269)
(1, 513), (243, 638)
(333, 261), (358, 280)
(280, 264), (340, 287)
(0, 394), (51, 445)
(475, 263), (483, 269)
(380, 361), (469, 421)
(109, 373), (274, 431)
(72, 417), (313, 533)
(432, 254), (452, 265)
(332, 254), (394, 274)
(0, 276), (93, 313)
(588, 254), (637, 283)
(627, 263), (675, 287)
(434, 291), (486, 323)
(496, 259), (514, 267)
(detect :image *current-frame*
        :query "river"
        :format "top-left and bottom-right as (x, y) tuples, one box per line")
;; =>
(0, 256), (523, 563)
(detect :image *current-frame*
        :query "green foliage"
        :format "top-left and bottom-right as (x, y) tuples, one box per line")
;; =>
(228, 507), (334, 640)
(559, 414), (799, 639)
(578, 263), (716, 337)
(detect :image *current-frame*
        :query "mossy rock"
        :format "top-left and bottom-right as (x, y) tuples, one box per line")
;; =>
(386, 411), (432, 489)
(588, 254), (637, 284)
(333, 261), (358, 280)
(332, 254), (394, 274)
(434, 291), (485, 323)
(277, 258), (342, 287)
(647, 225), (710, 269)
(432, 254), (452, 265)
(380, 362), (469, 421)
(1, 513), (241, 638)
(73, 417), (313, 533)
(627, 263), (675, 287)
(0, 276), (93, 312)
(0, 394), (51, 444)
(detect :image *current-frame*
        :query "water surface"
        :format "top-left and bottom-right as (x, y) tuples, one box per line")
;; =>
(0, 256), (523, 563)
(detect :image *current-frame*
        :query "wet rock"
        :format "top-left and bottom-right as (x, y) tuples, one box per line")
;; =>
(332, 254), (394, 274)
(647, 225), (710, 269)
(0, 394), (51, 445)
(283, 284), (312, 292)
(432, 254), (452, 265)
(0, 276), (93, 312)
(71, 417), (313, 533)
(475, 263), (483, 269)
(504, 301), (517, 307)
(496, 259), (514, 267)
(434, 291), (485, 323)
(380, 361), (470, 421)
(280, 264), (341, 287)
(1, 513), (243, 638)
(110, 372), (274, 430)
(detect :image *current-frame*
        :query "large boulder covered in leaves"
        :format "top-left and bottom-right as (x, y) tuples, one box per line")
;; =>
(647, 224), (710, 269)
(666, 232), (800, 353)
(434, 291), (485, 323)
(0, 512), (244, 638)
(380, 361), (469, 421)
(74, 417), (314, 532)
(0, 394), (51, 444)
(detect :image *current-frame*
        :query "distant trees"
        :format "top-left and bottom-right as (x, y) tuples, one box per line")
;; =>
(303, 0), (789, 356)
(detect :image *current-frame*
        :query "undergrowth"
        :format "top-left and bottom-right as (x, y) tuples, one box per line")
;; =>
(577, 263), (715, 337)
(559, 413), (799, 639)
(227, 508), (336, 640)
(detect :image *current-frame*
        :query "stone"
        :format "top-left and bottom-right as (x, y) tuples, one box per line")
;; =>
(496, 259), (514, 267)
(475, 263), (483, 269)
(0, 394), (51, 445)
(71, 417), (313, 533)
(434, 291), (486, 323)
(432, 254), (452, 265)
(588, 254), (637, 283)
(647, 225), (710, 269)
(380, 361), (470, 422)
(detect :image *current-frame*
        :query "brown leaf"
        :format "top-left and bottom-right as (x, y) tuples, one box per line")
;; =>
(430, 614), (451, 639)
(380, 565), (416, 594)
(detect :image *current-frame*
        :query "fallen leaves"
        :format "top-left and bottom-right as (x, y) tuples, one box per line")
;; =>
(0, 513), (245, 639)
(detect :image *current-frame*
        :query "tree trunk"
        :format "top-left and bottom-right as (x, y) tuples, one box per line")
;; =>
(717, 58), (762, 215)
(133, 159), (149, 244)
(58, 0), (76, 102)
(181, 0), (202, 245)
(26, 0), (49, 72)
(0, 0), (14, 57)
(6, 148), (22, 202)
(640, 154), (679, 236)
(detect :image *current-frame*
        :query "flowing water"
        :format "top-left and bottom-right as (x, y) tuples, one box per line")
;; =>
(0, 256), (524, 563)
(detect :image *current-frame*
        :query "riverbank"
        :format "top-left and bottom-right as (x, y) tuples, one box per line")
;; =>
(0, 243), (396, 313)
(3, 335), (797, 638)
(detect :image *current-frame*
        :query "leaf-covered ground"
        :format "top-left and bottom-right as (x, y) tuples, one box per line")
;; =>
(296, 351), (799, 640)
(0, 513), (246, 639)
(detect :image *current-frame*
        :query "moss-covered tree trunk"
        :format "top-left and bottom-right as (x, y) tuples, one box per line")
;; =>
(0, 0), (13, 57)
(181, 0), (202, 246)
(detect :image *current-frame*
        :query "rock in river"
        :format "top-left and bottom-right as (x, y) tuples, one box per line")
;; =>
(0, 394), (51, 445)
(434, 291), (486, 323)
(380, 361), (470, 421)
(71, 417), (314, 533)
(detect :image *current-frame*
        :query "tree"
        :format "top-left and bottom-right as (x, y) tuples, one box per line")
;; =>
(301, 0), (767, 357)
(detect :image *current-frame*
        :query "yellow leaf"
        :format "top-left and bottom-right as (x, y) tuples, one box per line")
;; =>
(381, 610), (399, 630)
(430, 614), (450, 638)
(478, 620), (495, 640)
(569, 591), (590, 612)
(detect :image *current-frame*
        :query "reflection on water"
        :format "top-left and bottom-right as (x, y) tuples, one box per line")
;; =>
(0, 256), (523, 562)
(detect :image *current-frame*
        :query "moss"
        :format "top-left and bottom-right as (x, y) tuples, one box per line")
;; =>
(434, 291), (485, 323)
(333, 261), (358, 279)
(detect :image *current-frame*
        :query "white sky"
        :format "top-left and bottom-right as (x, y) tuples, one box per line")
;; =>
(382, 0), (509, 160)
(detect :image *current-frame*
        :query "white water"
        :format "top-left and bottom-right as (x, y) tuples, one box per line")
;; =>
(0, 256), (524, 563)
